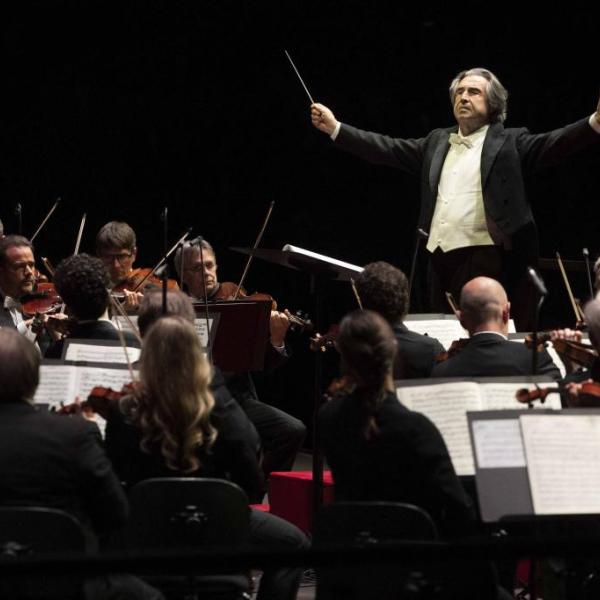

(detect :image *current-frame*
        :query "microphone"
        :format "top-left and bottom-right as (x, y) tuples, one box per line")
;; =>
(527, 266), (548, 297)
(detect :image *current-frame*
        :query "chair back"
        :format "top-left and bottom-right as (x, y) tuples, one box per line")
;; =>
(0, 506), (89, 599)
(126, 477), (250, 549)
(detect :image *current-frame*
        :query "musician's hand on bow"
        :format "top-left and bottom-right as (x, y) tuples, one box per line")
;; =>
(122, 289), (143, 310)
(270, 310), (290, 348)
(311, 103), (338, 136)
(550, 328), (583, 343)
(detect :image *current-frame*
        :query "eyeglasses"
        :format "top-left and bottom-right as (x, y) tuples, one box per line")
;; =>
(99, 252), (133, 265)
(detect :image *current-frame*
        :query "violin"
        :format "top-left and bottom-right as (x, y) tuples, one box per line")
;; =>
(516, 381), (600, 408)
(21, 282), (62, 317)
(524, 332), (597, 368)
(210, 282), (313, 332)
(86, 383), (139, 418)
(112, 268), (179, 295)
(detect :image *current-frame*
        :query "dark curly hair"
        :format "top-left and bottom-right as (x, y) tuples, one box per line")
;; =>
(54, 253), (110, 320)
(354, 262), (409, 325)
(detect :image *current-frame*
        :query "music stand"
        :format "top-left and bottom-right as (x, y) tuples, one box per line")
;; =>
(231, 244), (363, 519)
(192, 299), (272, 372)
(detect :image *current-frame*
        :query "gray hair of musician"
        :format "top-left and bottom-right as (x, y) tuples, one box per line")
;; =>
(449, 67), (508, 124)
(173, 239), (215, 278)
(0, 328), (40, 404)
(584, 299), (600, 350)
(137, 289), (196, 338)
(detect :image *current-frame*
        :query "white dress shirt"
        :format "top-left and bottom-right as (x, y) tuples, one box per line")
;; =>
(3, 295), (37, 343)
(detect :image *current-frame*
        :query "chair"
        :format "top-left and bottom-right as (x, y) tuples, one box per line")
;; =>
(0, 506), (90, 599)
(124, 477), (252, 599)
(313, 501), (498, 600)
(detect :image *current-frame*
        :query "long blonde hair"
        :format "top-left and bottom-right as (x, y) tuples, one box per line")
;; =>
(134, 316), (217, 473)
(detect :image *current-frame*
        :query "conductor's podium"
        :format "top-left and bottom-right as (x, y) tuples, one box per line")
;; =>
(268, 471), (335, 533)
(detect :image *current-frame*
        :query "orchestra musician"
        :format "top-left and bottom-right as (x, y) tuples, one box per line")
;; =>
(318, 309), (474, 536)
(95, 221), (145, 309)
(431, 276), (561, 379)
(44, 254), (140, 359)
(311, 67), (600, 328)
(354, 261), (445, 378)
(173, 240), (307, 478)
(101, 316), (309, 600)
(0, 235), (51, 350)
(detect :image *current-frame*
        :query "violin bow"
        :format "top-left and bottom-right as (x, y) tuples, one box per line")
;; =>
(73, 213), (87, 256)
(233, 201), (275, 300)
(445, 291), (460, 318)
(583, 247), (594, 299)
(350, 277), (364, 310)
(556, 251), (586, 325)
(130, 228), (192, 293)
(30, 197), (61, 243)
(108, 293), (143, 346)
(109, 296), (138, 382)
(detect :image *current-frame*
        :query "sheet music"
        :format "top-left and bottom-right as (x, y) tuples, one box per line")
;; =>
(397, 381), (560, 475)
(64, 343), (141, 364)
(34, 364), (137, 407)
(521, 414), (600, 514)
(194, 317), (214, 348)
(472, 419), (526, 468)
(397, 382), (482, 475)
(113, 315), (139, 335)
(403, 318), (466, 351)
(35, 365), (79, 405)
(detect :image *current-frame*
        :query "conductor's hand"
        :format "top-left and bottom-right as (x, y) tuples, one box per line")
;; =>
(311, 103), (339, 136)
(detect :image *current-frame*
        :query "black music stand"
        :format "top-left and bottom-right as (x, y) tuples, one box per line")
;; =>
(231, 244), (363, 520)
(192, 299), (272, 372)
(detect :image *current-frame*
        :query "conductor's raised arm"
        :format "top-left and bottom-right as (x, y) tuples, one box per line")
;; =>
(311, 102), (339, 136)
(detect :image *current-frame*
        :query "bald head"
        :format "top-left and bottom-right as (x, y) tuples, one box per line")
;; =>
(459, 277), (510, 335)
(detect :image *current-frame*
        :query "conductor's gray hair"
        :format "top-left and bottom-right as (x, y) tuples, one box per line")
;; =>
(449, 68), (508, 124)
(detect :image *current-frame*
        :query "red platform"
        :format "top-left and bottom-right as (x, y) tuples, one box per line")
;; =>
(268, 470), (335, 533)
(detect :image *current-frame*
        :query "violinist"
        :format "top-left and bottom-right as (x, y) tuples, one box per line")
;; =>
(44, 254), (141, 359)
(0, 235), (50, 349)
(431, 276), (561, 379)
(95, 221), (145, 309)
(354, 261), (445, 378)
(174, 240), (307, 477)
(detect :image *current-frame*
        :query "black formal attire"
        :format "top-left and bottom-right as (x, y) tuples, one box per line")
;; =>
(394, 323), (445, 379)
(431, 332), (561, 379)
(44, 319), (141, 359)
(202, 283), (306, 477)
(104, 394), (309, 600)
(334, 118), (600, 325)
(0, 401), (128, 534)
(318, 390), (474, 536)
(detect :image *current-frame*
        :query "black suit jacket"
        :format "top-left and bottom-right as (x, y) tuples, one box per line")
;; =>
(0, 402), (128, 534)
(318, 391), (474, 536)
(394, 323), (445, 379)
(0, 305), (17, 329)
(336, 118), (599, 260)
(44, 320), (141, 359)
(431, 332), (561, 379)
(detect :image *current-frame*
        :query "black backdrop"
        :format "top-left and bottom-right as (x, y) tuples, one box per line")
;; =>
(2, 2), (599, 432)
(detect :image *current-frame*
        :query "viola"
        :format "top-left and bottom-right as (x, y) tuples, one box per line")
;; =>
(209, 282), (314, 332)
(112, 268), (179, 295)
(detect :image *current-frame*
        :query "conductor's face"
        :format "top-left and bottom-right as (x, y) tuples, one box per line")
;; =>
(453, 75), (489, 133)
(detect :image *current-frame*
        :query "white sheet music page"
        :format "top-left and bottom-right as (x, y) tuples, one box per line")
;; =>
(75, 366), (138, 400)
(478, 382), (562, 411)
(34, 365), (78, 407)
(472, 419), (526, 468)
(396, 382), (481, 475)
(64, 343), (141, 364)
(194, 318), (214, 348)
(403, 319), (466, 351)
(521, 414), (600, 514)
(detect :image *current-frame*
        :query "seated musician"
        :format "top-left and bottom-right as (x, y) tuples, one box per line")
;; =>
(173, 240), (306, 477)
(136, 289), (264, 502)
(100, 316), (309, 600)
(0, 235), (50, 348)
(45, 254), (140, 359)
(95, 221), (145, 309)
(0, 327), (164, 599)
(318, 309), (474, 536)
(431, 276), (561, 379)
(355, 261), (445, 378)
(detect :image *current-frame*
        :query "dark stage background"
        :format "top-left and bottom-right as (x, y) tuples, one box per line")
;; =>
(2, 2), (599, 434)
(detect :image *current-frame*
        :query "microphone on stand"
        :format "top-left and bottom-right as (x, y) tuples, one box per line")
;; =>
(408, 228), (429, 311)
(527, 266), (548, 376)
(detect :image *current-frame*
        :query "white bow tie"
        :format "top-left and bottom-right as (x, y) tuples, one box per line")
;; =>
(448, 133), (473, 149)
